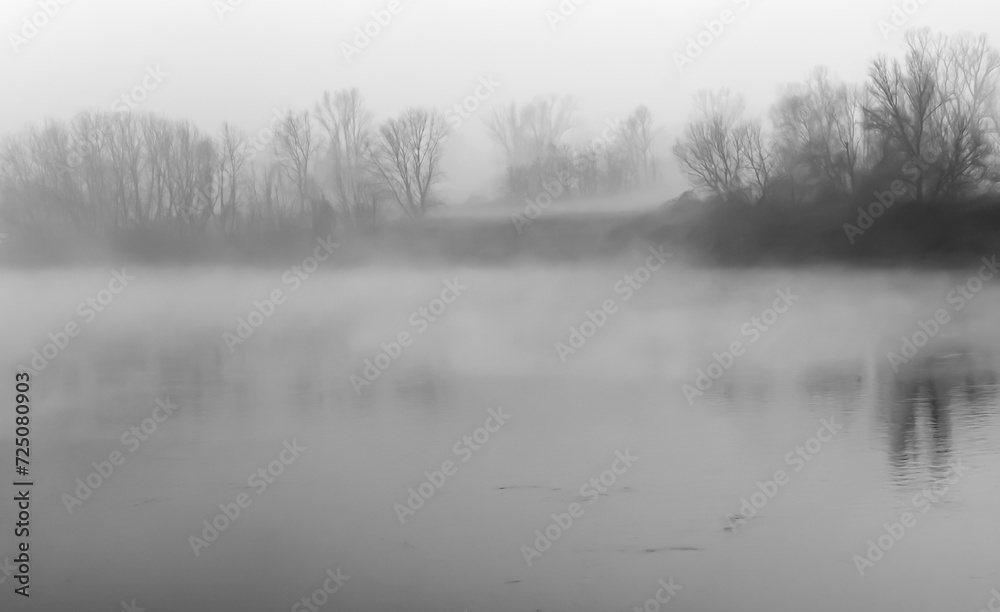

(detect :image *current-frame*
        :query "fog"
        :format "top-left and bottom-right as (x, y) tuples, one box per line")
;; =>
(2, 263), (1000, 611)
(5, 1), (1000, 611)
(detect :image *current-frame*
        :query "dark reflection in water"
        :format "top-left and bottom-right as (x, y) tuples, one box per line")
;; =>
(889, 357), (952, 476)
(43, 322), (1000, 497)
(790, 346), (998, 487)
(882, 346), (996, 483)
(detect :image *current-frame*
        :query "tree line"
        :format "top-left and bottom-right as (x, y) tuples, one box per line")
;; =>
(0, 88), (452, 235)
(673, 29), (1000, 207)
(0, 88), (662, 237)
(483, 94), (659, 199)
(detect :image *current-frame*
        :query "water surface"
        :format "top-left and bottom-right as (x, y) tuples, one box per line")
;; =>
(2, 259), (999, 611)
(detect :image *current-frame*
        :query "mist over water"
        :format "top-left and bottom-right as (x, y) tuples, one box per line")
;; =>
(7, 0), (1000, 609)
(3, 259), (1000, 612)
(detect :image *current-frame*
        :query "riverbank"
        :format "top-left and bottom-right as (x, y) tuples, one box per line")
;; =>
(3, 196), (1000, 268)
(627, 194), (1000, 268)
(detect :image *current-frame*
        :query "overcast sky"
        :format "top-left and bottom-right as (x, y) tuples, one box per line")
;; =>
(3, 0), (999, 202)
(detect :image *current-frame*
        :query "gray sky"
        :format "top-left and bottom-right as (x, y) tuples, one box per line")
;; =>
(4, 0), (999, 202)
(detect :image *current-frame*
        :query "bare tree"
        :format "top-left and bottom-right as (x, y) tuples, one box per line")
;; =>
(863, 30), (946, 202)
(619, 105), (658, 186)
(863, 30), (1000, 202)
(521, 94), (577, 162)
(736, 120), (774, 203)
(484, 95), (577, 165)
(217, 123), (250, 233)
(371, 107), (448, 219)
(274, 110), (316, 218)
(245, 162), (284, 229)
(770, 67), (867, 199)
(672, 89), (749, 200)
(142, 115), (173, 224)
(483, 101), (530, 167)
(315, 88), (380, 229)
(928, 32), (1000, 198)
(0, 132), (50, 228)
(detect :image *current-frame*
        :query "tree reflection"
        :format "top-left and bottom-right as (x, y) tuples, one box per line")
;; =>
(883, 348), (993, 481)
